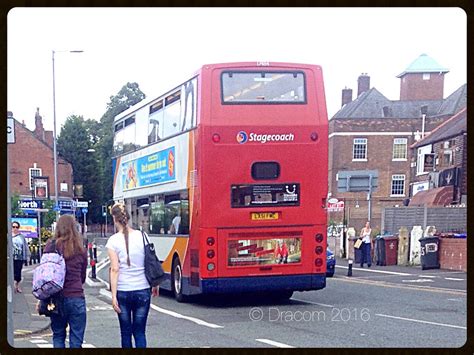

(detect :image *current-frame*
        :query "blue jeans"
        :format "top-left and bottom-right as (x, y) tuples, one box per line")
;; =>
(361, 242), (372, 266)
(50, 296), (87, 348)
(116, 288), (151, 348)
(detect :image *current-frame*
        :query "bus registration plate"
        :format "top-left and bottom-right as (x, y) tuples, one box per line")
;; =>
(251, 212), (279, 220)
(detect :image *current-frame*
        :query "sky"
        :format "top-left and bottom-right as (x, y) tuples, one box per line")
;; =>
(7, 7), (467, 133)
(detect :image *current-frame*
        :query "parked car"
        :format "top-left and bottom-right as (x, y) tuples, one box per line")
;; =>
(326, 248), (335, 277)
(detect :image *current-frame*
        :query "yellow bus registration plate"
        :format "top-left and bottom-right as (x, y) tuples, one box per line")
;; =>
(251, 212), (279, 220)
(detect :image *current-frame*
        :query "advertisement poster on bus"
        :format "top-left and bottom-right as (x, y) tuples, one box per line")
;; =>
(122, 147), (176, 191)
(228, 237), (301, 266)
(10, 217), (38, 238)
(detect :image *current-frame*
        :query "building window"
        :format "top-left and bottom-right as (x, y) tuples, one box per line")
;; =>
(391, 174), (405, 196)
(422, 73), (430, 80)
(353, 138), (367, 160)
(29, 168), (42, 190)
(416, 145), (433, 175)
(392, 138), (407, 160)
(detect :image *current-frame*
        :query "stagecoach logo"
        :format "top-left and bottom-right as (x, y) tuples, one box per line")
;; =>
(236, 131), (295, 144)
(236, 131), (248, 144)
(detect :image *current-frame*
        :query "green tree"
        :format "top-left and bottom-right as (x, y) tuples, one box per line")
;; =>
(11, 193), (24, 216)
(57, 115), (102, 223)
(96, 82), (145, 209)
(41, 199), (56, 229)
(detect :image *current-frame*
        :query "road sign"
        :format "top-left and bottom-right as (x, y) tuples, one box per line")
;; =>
(82, 208), (88, 214)
(327, 198), (339, 204)
(77, 201), (89, 208)
(327, 201), (345, 212)
(7, 117), (15, 144)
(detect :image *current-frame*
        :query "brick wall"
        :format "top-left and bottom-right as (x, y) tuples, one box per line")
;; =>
(439, 238), (466, 271)
(400, 73), (445, 101)
(9, 120), (74, 199)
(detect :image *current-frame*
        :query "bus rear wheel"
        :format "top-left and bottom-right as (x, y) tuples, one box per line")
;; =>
(172, 256), (187, 302)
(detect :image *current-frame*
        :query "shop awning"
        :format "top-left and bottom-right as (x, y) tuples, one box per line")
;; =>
(409, 186), (454, 207)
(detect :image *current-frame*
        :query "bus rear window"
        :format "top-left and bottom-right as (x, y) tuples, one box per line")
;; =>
(251, 162), (280, 180)
(222, 71), (306, 104)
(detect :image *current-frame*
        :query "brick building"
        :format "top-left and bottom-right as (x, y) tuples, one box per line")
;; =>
(8, 108), (75, 213)
(409, 107), (467, 206)
(328, 54), (466, 233)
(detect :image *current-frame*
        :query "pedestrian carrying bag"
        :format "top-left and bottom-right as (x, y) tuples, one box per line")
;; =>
(354, 239), (363, 249)
(38, 293), (63, 317)
(142, 231), (166, 287)
(32, 240), (66, 300)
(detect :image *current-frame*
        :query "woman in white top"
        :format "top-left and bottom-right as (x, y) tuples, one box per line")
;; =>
(359, 221), (372, 268)
(106, 203), (158, 348)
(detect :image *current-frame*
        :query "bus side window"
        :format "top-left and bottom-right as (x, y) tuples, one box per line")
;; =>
(181, 78), (196, 132)
(148, 101), (164, 144)
(163, 92), (181, 139)
(150, 200), (165, 235)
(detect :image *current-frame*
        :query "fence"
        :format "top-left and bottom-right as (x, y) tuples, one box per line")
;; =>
(381, 206), (467, 235)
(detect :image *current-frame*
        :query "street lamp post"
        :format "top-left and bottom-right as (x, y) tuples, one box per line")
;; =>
(52, 49), (83, 222)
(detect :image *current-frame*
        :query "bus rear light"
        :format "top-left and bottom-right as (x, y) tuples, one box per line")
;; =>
(314, 258), (323, 267)
(315, 233), (324, 243)
(310, 132), (318, 141)
(207, 250), (215, 259)
(315, 246), (324, 255)
(206, 237), (215, 246)
(212, 133), (221, 143)
(207, 262), (216, 271)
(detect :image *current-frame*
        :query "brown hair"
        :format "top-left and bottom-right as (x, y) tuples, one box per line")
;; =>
(111, 203), (131, 266)
(54, 214), (85, 259)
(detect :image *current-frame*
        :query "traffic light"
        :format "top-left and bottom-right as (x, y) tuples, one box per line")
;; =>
(102, 205), (106, 217)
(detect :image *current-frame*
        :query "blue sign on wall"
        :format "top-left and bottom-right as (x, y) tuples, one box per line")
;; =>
(122, 146), (176, 191)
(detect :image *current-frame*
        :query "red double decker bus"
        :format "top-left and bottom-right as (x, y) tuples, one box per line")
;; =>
(112, 62), (328, 301)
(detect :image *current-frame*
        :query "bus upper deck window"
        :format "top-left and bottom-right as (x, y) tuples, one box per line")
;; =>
(251, 162), (280, 180)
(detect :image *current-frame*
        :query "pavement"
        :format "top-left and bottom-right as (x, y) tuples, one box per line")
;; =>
(12, 252), (464, 339)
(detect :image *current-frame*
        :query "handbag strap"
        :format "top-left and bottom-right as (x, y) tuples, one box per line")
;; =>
(141, 230), (150, 247)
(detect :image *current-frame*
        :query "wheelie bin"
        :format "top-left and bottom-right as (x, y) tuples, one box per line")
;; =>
(419, 236), (440, 270)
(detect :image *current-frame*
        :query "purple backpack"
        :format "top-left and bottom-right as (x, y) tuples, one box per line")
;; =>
(32, 240), (66, 300)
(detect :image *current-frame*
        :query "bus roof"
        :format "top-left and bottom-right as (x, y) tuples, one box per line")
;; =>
(114, 62), (322, 122)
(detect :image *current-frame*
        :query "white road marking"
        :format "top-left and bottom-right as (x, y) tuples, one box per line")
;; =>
(375, 313), (466, 330)
(37, 344), (54, 348)
(82, 343), (96, 348)
(99, 288), (223, 329)
(291, 298), (334, 308)
(256, 338), (294, 348)
(30, 339), (48, 343)
(401, 279), (434, 283)
(335, 265), (410, 276)
(418, 275), (436, 278)
(444, 277), (464, 281)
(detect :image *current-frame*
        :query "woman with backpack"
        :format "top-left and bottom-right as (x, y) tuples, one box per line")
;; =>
(106, 203), (159, 348)
(38, 214), (88, 348)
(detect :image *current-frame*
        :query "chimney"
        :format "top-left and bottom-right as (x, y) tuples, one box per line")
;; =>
(34, 107), (45, 141)
(341, 87), (353, 107)
(357, 73), (370, 97)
